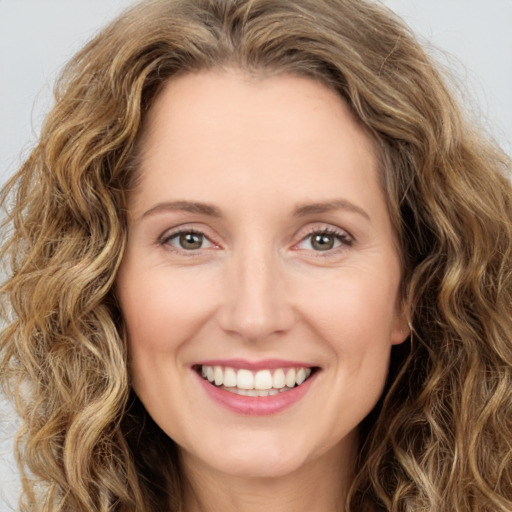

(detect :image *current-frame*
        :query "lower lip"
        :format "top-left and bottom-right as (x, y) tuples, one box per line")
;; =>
(196, 371), (317, 416)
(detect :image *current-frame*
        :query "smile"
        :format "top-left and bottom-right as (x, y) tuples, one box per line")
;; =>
(197, 365), (315, 397)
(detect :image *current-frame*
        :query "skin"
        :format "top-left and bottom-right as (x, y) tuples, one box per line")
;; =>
(116, 70), (409, 512)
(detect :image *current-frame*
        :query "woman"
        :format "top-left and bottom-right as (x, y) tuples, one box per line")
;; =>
(1, 0), (511, 511)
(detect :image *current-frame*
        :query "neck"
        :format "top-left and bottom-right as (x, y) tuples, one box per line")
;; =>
(180, 435), (357, 512)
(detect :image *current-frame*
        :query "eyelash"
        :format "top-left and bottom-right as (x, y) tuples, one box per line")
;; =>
(160, 229), (213, 252)
(159, 226), (353, 254)
(296, 226), (353, 254)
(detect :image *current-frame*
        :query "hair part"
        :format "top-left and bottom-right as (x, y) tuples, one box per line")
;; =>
(1, 0), (511, 511)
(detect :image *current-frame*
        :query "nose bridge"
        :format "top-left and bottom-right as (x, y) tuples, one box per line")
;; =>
(219, 238), (293, 341)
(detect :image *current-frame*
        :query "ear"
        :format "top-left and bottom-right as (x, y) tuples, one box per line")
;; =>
(391, 301), (411, 346)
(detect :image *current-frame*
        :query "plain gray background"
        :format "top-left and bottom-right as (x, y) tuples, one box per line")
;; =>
(1, 0), (511, 510)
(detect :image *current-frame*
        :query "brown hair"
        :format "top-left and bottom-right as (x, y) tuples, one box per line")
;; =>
(1, 0), (511, 510)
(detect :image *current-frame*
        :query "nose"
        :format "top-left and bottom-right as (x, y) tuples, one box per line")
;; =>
(217, 247), (295, 342)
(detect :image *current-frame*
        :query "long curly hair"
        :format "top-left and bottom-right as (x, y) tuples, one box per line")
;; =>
(1, 0), (511, 511)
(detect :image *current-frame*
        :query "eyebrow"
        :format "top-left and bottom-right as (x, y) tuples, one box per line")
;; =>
(140, 198), (370, 222)
(142, 200), (222, 218)
(293, 199), (371, 222)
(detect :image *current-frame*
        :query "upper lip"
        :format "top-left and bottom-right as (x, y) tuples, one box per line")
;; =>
(193, 359), (317, 370)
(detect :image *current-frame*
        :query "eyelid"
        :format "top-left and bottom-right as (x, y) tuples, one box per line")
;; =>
(293, 225), (354, 252)
(159, 225), (220, 253)
(157, 223), (353, 254)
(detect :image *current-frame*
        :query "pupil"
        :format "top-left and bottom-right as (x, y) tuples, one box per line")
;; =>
(180, 232), (202, 249)
(312, 234), (334, 251)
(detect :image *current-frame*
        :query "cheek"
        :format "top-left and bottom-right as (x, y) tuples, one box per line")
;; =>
(299, 269), (401, 346)
(297, 269), (401, 403)
(119, 269), (217, 354)
(116, 269), (209, 421)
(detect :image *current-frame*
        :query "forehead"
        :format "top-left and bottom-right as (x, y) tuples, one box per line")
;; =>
(142, 70), (374, 157)
(129, 70), (382, 221)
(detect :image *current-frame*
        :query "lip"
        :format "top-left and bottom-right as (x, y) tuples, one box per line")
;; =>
(194, 362), (318, 416)
(193, 358), (315, 370)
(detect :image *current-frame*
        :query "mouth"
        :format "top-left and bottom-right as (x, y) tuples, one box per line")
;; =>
(194, 364), (318, 397)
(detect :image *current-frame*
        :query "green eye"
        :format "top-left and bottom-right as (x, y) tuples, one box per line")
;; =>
(310, 233), (337, 251)
(178, 232), (204, 250)
(164, 231), (213, 251)
(296, 228), (352, 252)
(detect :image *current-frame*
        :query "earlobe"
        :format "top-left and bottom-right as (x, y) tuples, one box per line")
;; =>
(391, 304), (412, 345)
(391, 322), (411, 345)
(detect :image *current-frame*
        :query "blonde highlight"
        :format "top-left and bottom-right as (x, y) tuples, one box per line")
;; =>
(1, 0), (511, 511)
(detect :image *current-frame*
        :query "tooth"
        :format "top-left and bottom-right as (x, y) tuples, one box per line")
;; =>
(223, 367), (237, 387)
(272, 369), (285, 389)
(246, 390), (259, 397)
(285, 368), (296, 388)
(237, 369), (254, 390)
(214, 366), (223, 386)
(202, 365), (312, 391)
(296, 368), (307, 385)
(254, 370), (272, 390)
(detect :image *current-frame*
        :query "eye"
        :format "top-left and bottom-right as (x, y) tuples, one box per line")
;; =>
(296, 228), (352, 252)
(162, 230), (214, 251)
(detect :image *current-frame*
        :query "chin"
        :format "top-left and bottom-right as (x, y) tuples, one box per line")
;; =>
(181, 433), (313, 480)
(211, 453), (307, 480)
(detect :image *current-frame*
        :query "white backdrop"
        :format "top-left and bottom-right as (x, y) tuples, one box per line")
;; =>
(0, 0), (511, 510)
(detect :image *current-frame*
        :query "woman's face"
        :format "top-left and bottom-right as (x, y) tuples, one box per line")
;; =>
(116, 70), (408, 479)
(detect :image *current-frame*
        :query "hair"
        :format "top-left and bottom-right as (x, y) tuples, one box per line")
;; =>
(1, 0), (511, 511)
